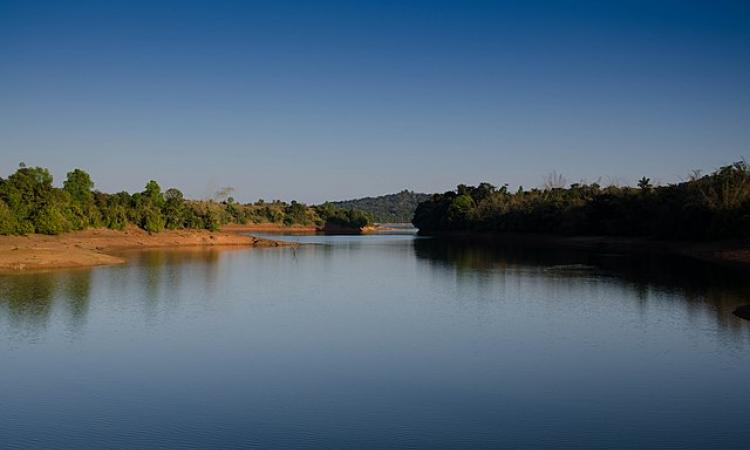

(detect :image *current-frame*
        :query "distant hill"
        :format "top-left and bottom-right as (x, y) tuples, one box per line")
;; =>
(328, 190), (431, 223)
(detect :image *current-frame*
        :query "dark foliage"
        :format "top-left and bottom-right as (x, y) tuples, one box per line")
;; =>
(413, 162), (750, 241)
(315, 202), (374, 229)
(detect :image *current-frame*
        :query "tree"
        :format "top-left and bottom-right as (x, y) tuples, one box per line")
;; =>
(412, 162), (750, 240)
(143, 180), (165, 209)
(137, 181), (166, 232)
(0, 166), (54, 234)
(284, 201), (309, 225)
(638, 177), (652, 191)
(163, 188), (186, 229)
(34, 203), (70, 235)
(63, 169), (98, 229)
(103, 204), (128, 230)
(0, 200), (18, 234)
(447, 194), (475, 227)
(141, 207), (165, 233)
(63, 169), (94, 205)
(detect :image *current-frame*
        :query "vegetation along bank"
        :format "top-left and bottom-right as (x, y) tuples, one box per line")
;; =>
(0, 164), (374, 236)
(412, 161), (750, 268)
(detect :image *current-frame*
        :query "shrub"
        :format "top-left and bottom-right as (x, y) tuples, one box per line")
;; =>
(103, 205), (128, 230)
(0, 200), (18, 235)
(34, 205), (70, 235)
(141, 207), (165, 233)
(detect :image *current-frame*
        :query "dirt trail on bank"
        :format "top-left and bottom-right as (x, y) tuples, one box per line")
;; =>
(0, 227), (289, 272)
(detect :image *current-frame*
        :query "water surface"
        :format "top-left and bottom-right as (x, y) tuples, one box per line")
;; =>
(1, 233), (749, 449)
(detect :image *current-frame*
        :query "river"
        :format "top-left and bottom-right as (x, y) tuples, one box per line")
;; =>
(1, 231), (749, 449)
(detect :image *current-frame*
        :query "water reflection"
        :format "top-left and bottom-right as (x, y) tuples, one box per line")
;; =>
(2, 237), (749, 340)
(413, 237), (750, 333)
(2, 235), (750, 449)
(0, 248), (238, 338)
(0, 271), (60, 334)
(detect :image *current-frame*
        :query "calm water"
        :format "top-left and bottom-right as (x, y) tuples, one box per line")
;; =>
(1, 232), (749, 449)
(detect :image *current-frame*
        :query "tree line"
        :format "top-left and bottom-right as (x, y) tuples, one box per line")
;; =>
(0, 164), (372, 235)
(412, 161), (750, 240)
(329, 190), (430, 223)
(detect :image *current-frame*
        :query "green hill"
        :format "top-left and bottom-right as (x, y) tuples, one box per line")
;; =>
(328, 190), (431, 223)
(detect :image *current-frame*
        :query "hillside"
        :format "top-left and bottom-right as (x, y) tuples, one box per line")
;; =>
(329, 190), (431, 223)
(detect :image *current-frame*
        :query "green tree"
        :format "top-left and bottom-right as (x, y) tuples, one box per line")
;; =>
(34, 204), (70, 235)
(446, 194), (475, 227)
(284, 201), (308, 225)
(143, 180), (165, 209)
(0, 165), (54, 233)
(63, 169), (94, 205)
(63, 169), (99, 229)
(141, 207), (165, 233)
(136, 180), (166, 232)
(103, 204), (128, 230)
(0, 200), (18, 234)
(163, 188), (186, 229)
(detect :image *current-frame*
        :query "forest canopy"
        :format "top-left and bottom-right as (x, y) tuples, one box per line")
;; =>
(412, 161), (750, 241)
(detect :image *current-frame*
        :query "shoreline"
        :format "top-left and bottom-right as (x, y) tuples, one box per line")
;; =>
(0, 227), (292, 273)
(417, 231), (750, 271)
(320, 224), (379, 235)
(223, 222), (382, 235)
(221, 223), (319, 233)
(5, 225), (747, 273)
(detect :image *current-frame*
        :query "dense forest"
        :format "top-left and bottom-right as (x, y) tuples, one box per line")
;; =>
(330, 190), (430, 223)
(413, 161), (750, 241)
(0, 164), (372, 235)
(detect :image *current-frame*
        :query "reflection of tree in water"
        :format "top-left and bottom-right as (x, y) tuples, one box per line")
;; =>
(0, 249), (228, 337)
(0, 269), (92, 336)
(127, 249), (221, 278)
(62, 270), (92, 324)
(0, 273), (57, 330)
(141, 251), (166, 314)
(120, 249), (223, 318)
(413, 237), (750, 331)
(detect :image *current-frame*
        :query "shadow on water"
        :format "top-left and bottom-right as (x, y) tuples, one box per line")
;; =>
(413, 236), (750, 331)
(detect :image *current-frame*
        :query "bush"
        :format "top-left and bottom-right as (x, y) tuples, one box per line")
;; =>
(0, 200), (18, 235)
(103, 205), (128, 230)
(141, 207), (165, 233)
(34, 205), (70, 235)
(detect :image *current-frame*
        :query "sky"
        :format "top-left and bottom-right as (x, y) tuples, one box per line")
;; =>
(1, 0), (749, 203)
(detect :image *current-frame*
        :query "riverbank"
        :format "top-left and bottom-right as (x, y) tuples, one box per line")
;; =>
(0, 227), (290, 272)
(222, 223), (381, 234)
(221, 223), (319, 233)
(321, 224), (379, 235)
(418, 231), (750, 271)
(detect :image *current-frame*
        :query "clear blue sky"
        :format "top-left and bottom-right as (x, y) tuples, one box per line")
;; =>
(1, 0), (748, 203)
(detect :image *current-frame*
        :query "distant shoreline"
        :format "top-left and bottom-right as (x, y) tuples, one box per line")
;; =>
(417, 231), (750, 271)
(0, 226), (291, 273)
(222, 223), (319, 233)
(222, 222), (385, 235)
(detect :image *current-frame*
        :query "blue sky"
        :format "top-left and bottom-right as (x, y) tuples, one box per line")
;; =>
(1, 0), (748, 203)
